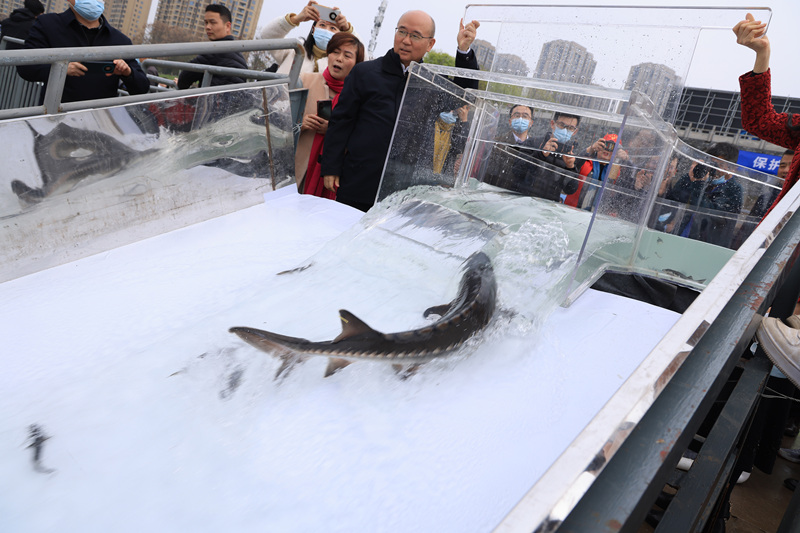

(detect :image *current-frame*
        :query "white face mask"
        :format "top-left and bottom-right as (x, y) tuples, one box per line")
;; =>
(314, 27), (335, 50)
(73, 0), (104, 20)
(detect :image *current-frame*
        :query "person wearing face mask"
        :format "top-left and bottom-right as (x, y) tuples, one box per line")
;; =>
(176, 5), (248, 90)
(483, 105), (535, 190)
(513, 111), (583, 202)
(299, 32), (364, 196)
(16, 0), (149, 103)
(259, 1), (356, 75)
(432, 104), (470, 176)
(664, 142), (742, 247)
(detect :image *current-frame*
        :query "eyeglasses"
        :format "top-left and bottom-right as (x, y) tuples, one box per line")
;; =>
(555, 121), (578, 132)
(511, 112), (532, 120)
(395, 28), (433, 43)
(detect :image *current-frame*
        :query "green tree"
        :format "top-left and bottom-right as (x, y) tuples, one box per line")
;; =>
(423, 50), (456, 67)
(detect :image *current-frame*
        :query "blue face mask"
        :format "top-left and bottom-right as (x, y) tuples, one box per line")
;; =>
(313, 27), (335, 50)
(553, 127), (573, 144)
(439, 111), (458, 124)
(511, 117), (530, 134)
(73, 0), (104, 20)
(709, 176), (726, 186)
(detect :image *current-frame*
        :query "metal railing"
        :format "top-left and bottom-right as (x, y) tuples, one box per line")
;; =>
(0, 36), (43, 110)
(0, 38), (305, 119)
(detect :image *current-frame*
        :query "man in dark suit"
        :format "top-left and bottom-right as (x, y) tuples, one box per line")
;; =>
(320, 11), (480, 212)
(16, 0), (149, 103)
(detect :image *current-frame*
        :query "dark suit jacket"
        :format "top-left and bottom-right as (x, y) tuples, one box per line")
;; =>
(320, 48), (478, 207)
(17, 9), (150, 103)
(177, 35), (248, 89)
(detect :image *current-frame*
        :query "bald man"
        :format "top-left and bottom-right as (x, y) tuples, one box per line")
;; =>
(320, 11), (479, 211)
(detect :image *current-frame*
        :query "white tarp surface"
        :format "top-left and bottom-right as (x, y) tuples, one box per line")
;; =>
(0, 189), (679, 532)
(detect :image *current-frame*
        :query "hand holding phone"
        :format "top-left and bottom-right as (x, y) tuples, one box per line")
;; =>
(317, 99), (333, 121)
(315, 4), (341, 22)
(82, 61), (116, 75)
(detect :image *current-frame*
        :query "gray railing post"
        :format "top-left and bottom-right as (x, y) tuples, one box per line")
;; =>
(43, 61), (68, 114)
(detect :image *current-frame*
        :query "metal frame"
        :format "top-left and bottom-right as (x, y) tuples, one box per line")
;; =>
(0, 38), (305, 119)
(556, 206), (800, 532)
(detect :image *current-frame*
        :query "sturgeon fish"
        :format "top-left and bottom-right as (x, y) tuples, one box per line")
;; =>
(229, 251), (497, 378)
(12, 122), (156, 204)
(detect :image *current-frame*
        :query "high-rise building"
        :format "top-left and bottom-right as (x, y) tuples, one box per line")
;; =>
(1, 0), (67, 18)
(624, 62), (682, 118)
(533, 39), (596, 85)
(106, 0), (152, 40)
(471, 39), (529, 76)
(1, 0), (150, 40)
(155, 0), (264, 41)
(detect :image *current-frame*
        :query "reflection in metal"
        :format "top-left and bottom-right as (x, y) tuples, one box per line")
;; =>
(0, 85), (295, 282)
(11, 122), (156, 204)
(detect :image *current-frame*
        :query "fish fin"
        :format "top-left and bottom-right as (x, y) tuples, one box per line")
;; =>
(392, 363), (421, 380)
(333, 310), (379, 342)
(11, 180), (44, 203)
(324, 358), (352, 377)
(275, 351), (307, 380)
(423, 304), (451, 318)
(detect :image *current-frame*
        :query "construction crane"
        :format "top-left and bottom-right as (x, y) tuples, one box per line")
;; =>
(367, 0), (388, 60)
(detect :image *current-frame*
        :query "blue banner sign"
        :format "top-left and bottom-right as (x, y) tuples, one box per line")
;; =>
(737, 149), (781, 175)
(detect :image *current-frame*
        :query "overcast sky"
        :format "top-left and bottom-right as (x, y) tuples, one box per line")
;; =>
(144, 1), (797, 97)
(245, 1), (797, 97)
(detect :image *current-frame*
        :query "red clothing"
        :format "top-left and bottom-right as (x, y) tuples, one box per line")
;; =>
(739, 69), (800, 214)
(303, 69), (344, 199)
(563, 159), (596, 207)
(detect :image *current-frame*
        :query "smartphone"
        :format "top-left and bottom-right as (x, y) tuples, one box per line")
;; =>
(315, 4), (341, 23)
(82, 61), (116, 75)
(317, 99), (333, 121)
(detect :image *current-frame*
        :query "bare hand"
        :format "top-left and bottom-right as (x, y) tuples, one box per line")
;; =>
(323, 174), (339, 191)
(458, 19), (480, 50)
(542, 137), (558, 157)
(331, 6), (349, 31)
(68, 62), (87, 76)
(456, 104), (469, 122)
(291, 1), (320, 25)
(733, 12), (770, 73)
(111, 59), (131, 77)
(733, 13), (769, 53)
(303, 113), (328, 134)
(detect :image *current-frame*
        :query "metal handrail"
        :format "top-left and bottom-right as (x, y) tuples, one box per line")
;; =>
(140, 58), (285, 88)
(0, 38), (305, 118)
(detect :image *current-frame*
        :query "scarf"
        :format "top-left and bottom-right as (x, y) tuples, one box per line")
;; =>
(303, 70), (344, 199)
(321, 67), (344, 94)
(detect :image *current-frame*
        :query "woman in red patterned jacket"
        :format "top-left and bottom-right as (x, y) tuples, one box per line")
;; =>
(734, 13), (800, 216)
(737, 14), (800, 456)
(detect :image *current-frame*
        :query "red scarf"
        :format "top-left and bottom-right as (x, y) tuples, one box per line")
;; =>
(303, 69), (344, 199)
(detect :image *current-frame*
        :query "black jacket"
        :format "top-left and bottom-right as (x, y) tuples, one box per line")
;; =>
(17, 9), (150, 103)
(320, 48), (478, 207)
(177, 35), (248, 89)
(501, 131), (580, 201)
(1, 7), (37, 49)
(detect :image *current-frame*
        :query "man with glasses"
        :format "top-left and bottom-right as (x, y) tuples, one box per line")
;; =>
(512, 111), (583, 202)
(320, 11), (479, 211)
(484, 105), (535, 190)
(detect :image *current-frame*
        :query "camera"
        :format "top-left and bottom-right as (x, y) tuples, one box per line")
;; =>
(316, 5), (340, 22)
(541, 134), (576, 156)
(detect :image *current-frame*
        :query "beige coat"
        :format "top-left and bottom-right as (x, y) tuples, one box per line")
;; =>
(296, 72), (333, 187)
